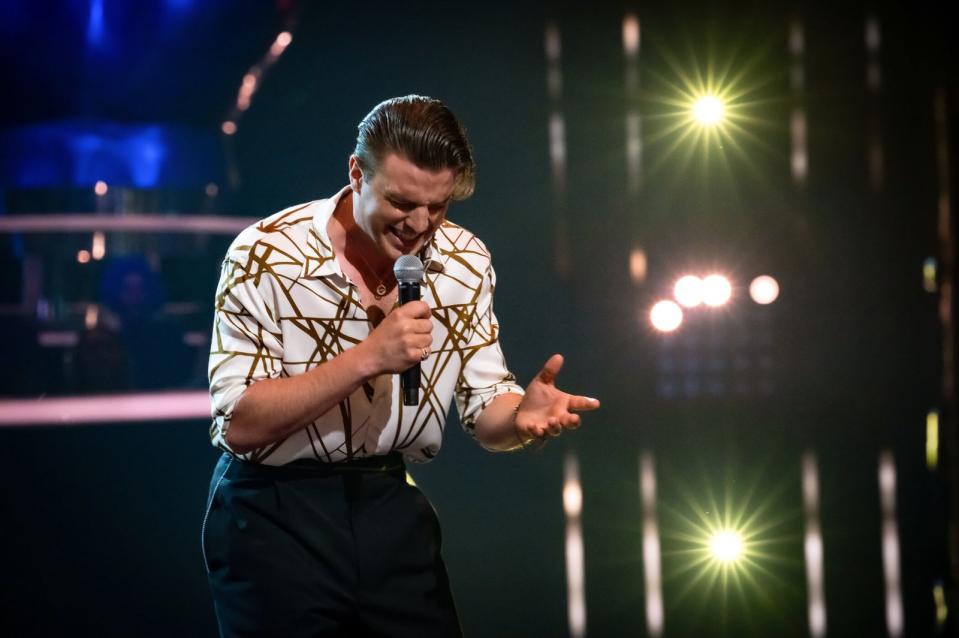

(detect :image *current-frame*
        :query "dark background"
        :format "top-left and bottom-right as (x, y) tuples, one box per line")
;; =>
(1, 1), (957, 636)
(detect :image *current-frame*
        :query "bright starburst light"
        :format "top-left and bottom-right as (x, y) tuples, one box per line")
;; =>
(693, 95), (725, 126)
(655, 452), (804, 632)
(639, 27), (780, 192)
(709, 530), (744, 563)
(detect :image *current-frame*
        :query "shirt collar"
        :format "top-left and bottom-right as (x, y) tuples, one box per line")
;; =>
(301, 186), (445, 279)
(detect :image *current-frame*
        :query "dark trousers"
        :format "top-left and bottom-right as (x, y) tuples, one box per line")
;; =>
(202, 453), (462, 638)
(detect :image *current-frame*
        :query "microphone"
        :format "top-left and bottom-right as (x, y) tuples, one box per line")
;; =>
(393, 255), (425, 406)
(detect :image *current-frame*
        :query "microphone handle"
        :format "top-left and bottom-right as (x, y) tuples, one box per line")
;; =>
(398, 282), (421, 405)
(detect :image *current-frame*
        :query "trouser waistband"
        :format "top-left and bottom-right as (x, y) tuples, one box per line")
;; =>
(226, 452), (406, 479)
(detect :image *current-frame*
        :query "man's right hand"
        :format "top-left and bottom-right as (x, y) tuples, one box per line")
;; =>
(360, 300), (433, 375)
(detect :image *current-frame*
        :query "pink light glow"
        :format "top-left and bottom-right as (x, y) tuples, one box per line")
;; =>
(0, 391), (211, 426)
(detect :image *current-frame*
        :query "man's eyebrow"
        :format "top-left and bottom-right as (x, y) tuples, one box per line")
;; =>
(385, 191), (451, 206)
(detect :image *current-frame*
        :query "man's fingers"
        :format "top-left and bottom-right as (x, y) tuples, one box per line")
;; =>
(568, 396), (600, 412)
(537, 353), (564, 385)
(413, 318), (433, 334)
(400, 300), (432, 318)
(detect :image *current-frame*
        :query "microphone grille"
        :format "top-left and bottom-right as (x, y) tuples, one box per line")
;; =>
(393, 254), (424, 284)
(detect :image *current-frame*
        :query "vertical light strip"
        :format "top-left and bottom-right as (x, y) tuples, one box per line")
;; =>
(927, 410), (940, 470)
(865, 13), (883, 190)
(790, 109), (808, 184)
(563, 452), (586, 638)
(623, 13), (642, 196)
(935, 90), (955, 403)
(801, 451), (827, 638)
(789, 17), (808, 184)
(549, 111), (568, 196)
(933, 581), (949, 629)
(640, 452), (664, 637)
(545, 24), (565, 195)
(545, 22), (570, 276)
(91, 231), (106, 260)
(864, 13), (882, 93)
(933, 90), (959, 594)
(879, 450), (904, 637)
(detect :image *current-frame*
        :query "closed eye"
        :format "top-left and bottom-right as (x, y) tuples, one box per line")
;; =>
(388, 198), (417, 213)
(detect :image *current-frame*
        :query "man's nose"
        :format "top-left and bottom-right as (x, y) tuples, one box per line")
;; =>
(406, 206), (430, 234)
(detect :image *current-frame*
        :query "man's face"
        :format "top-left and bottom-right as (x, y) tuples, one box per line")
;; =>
(350, 152), (455, 262)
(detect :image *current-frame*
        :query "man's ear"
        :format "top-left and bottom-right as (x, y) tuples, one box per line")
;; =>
(348, 155), (364, 193)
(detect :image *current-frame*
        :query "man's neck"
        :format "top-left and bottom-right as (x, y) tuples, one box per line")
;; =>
(330, 193), (394, 281)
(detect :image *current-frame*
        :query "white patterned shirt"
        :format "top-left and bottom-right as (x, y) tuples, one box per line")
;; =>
(208, 187), (523, 465)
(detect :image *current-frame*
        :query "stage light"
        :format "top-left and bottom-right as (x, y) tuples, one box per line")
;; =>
(629, 248), (647, 284)
(77, 250), (91, 264)
(270, 31), (293, 56)
(923, 258), (937, 293)
(91, 231), (106, 260)
(674, 275), (704, 307)
(205, 183), (219, 198)
(94, 180), (108, 196)
(927, 411), (940, 470)
(692, 96), (725, 126)
(749, 275), (779, 305)
(709, 530), (744, 563)
(84, 304), (99, 330)
(650, 300), (683, 332)
(221, 121), (237, 135)
(622, 14), (640, 57)
(702, 275), (732, 307)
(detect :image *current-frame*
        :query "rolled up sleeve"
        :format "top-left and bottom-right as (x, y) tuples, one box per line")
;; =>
(208, 253), (284, 453)
(455, 262), (524, 438)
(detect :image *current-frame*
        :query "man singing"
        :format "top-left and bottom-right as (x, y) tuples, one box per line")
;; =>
(202, 95), (600, 637)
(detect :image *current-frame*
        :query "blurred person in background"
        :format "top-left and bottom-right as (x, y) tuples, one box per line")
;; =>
(78, 255), (191, 391)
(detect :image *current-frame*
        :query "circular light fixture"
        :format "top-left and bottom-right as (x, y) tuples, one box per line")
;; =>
(749, 275), (780, 305)
(674, 275), (705, 308)
(702, 275), (732, 307)
(650, 300), (684, 332)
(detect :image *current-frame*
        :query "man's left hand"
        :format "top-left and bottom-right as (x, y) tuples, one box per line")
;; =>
(516, 354), (600, 441)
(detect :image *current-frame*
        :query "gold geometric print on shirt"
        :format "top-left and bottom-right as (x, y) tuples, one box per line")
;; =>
(208, 192), (522, 466)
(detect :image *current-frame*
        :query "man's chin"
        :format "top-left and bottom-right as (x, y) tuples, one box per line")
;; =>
(384, 235), (422, 258)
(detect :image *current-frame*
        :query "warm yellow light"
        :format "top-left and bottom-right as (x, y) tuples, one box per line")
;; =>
(650, 300), (683, 333)
(629, 248), (647, 284)
(927, 411), (940, 470)
(934, 582), (948, 627)
(692, 96), (725, 126)
(923, 258), (937, 293)
(709, 530), (744, 563)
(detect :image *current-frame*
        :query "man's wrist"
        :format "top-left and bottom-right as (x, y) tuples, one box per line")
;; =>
(511, 402), (536, 449)
(350, 340), (383, 380)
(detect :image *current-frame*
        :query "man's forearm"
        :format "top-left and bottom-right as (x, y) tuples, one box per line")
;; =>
(225, 344), (378, 454)
(473, 392), (526, 452)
